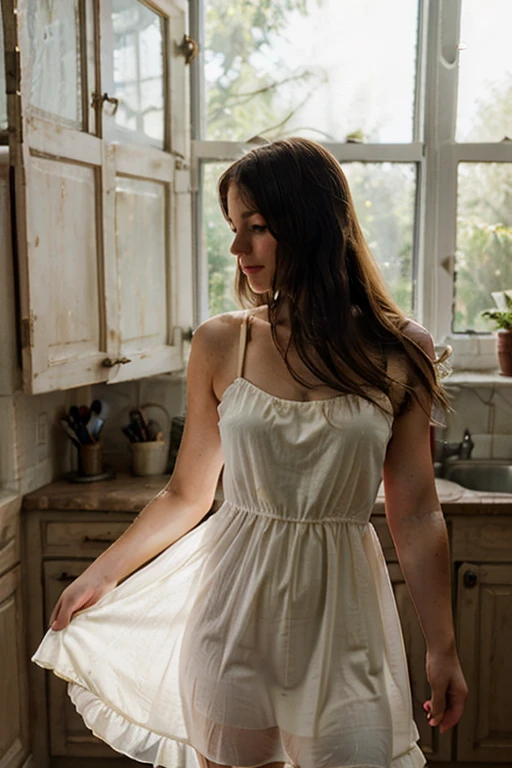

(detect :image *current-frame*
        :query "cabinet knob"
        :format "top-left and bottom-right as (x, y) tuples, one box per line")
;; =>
(102, 356), (132, 368)
(463, 570), (478, 588)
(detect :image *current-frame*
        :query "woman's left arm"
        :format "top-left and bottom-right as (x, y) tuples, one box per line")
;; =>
(382, 331), (468, 734)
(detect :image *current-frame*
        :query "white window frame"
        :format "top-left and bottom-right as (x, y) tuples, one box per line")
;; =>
(189, 0), (511, 371)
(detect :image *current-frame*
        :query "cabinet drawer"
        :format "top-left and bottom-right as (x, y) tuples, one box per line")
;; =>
(370, 516), (398, 561)
(43, 520), (134, 557)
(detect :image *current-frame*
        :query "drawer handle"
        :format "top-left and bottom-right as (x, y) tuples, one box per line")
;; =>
(83, 535), (117, 544)
(57, 572), (79, 582)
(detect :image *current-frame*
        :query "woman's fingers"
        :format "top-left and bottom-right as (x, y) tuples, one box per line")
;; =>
(438, 685), (468, 733)
(423, 673), (469, 733)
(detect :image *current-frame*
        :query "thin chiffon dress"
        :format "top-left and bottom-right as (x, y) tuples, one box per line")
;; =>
(32, 309), (427, 768)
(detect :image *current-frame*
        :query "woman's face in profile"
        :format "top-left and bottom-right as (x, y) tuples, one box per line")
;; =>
(227, 183), (277, 294)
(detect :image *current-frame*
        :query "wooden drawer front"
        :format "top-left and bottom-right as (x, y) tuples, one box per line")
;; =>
(0, 497), (21, 575)
(451, 516), (512, 561)
(370, 516), (398, 562)
(43, 520), (133, 557)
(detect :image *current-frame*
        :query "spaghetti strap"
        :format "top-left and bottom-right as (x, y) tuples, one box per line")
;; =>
(236, 310), (251, 378)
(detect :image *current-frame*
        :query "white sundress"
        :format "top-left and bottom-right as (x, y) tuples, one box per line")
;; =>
(32, 309), (427, 768)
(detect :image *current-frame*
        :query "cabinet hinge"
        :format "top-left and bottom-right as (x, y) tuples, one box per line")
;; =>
(21, 315), (35, 348)
(172, 326), (193, 345)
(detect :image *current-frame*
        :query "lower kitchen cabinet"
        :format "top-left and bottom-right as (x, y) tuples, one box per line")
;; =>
(456, 562), (512, 763)
(21, 491), (512, 767)
(0, 565), (31, 768)
(24, 510), (141, 768)
(389, 563), (452, 762)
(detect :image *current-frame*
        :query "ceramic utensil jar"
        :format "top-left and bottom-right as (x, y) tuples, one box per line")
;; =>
(130, 441), (168, 476)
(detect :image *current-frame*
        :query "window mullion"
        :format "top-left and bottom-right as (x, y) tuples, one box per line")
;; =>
(421, 0), (461, 340)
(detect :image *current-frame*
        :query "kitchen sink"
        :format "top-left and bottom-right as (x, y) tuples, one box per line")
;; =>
(443, 460), (512, 493)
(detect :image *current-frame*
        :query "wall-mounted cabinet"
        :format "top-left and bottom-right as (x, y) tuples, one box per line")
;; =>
(0, 0), (194, 394)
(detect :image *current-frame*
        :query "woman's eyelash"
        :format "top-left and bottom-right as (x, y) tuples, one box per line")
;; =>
(229, 224), (268, 233)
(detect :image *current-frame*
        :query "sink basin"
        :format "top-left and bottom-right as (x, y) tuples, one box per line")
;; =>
(443, 460), (512, 493)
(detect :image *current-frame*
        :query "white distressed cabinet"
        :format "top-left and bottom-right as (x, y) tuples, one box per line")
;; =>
(1, 0), (194, 394)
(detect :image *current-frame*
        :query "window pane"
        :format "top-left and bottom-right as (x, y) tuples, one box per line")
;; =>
(456, 0), (512, 142)
(204, 161), (415, 317)
(203, 162), (238, 316)
(205, 0), (419, 143)
(342, 163), (415, 315)
(28, 0), (82, 125)
(112, 0), (164, 147)
(0, 4), (6, 131)
(454, 163), (512, 332)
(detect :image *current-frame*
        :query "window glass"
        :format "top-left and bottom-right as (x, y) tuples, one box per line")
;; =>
(454, 163), (512, 332)
(203, 162), (238, 316)
(28, 0), (82, 125)
(342, 163), (415, 315)
(205, 0), (419, 143)
(456, 0), (512, 142)
(112, 0), (165, 147)
(203, 161), (415, 316)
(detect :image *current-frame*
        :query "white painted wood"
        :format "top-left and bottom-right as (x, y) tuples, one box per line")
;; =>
(104, 144), (189, 385)
(193, 140), (424, 163)
(5, 1), (111, 393)
(4, 0), (193, 393)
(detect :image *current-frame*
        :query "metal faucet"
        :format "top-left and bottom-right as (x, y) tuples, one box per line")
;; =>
(435, 428), (474, 462)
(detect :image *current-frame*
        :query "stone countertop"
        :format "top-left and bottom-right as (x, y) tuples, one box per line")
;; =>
(22, 474), (512, 515)
(22, 474), (174, 513)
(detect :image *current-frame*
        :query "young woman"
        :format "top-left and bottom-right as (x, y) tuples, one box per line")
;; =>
(33, 138), (468, 768)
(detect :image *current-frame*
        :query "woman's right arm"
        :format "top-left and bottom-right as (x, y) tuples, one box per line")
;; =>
(49, 318), (226, 630)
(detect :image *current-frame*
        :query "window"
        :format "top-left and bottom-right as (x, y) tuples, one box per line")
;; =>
(191, 0), (512, 369)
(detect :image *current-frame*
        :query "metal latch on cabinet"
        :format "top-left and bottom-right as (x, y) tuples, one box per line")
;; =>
(173, 327), (194, 344)
(102, 356), (132, 368)
(91, 92), (120, 115)
(177, 35), (199, 65)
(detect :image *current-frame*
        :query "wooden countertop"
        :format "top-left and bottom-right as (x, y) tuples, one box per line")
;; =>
(22, 474), (512, 515)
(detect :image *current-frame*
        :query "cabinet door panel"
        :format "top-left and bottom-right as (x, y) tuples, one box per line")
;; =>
(388, 563), (452, 762)
(0, 566), (30, 768)
(29, 157), (100, 363)
(5, 1), (115, 393)
(105, 143), (184, 382)
(457, 562), (512, 762)
(116, 176), (167, 347)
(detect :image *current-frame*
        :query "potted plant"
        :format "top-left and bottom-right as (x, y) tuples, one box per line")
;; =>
(481, 289), (512, 376)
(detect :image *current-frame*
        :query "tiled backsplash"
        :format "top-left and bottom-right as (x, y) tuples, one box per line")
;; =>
(443, 383), (512, 458)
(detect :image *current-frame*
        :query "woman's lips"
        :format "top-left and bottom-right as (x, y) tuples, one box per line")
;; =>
(242, 265), (264, 274)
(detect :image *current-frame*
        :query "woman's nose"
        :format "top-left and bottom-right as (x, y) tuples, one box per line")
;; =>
(230, 232), (250, 256)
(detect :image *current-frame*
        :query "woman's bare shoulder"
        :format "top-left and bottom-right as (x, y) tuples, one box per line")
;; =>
(400, 318), (435, 360)
(192, 310), (248, 362)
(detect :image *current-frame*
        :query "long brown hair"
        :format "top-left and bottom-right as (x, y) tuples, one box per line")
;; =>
(218, 137), (449, 416)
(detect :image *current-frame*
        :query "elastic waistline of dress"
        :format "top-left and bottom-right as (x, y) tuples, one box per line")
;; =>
(222, 499), (369, 525)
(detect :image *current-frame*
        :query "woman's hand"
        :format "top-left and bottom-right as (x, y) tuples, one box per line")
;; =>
(48, 572), (118, 631)
(423, 647), (469, 733)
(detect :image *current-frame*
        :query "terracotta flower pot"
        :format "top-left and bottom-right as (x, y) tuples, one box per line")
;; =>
(497, 330), (512, 376)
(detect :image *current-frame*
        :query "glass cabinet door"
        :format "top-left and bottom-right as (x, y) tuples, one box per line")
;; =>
(27, 0), (84, 127)
(111, 0), (165, 148)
